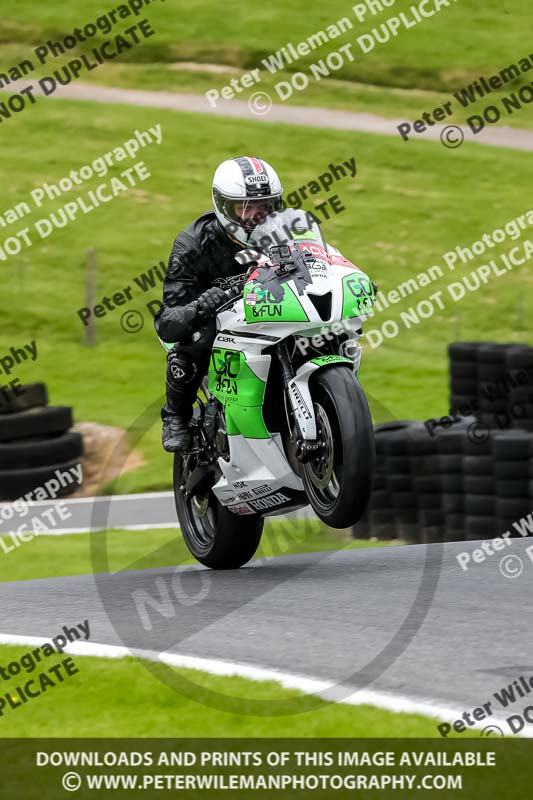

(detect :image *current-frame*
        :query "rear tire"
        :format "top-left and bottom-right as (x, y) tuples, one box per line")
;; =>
(301, 367), (374, 528)
(173, 455), (264, 569)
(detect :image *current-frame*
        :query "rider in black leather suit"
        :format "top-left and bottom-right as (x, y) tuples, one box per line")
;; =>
(155, 156), (284, 451)
(155, 211), (245, 451)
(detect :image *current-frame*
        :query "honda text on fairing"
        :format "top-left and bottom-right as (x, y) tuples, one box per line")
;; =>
(160, 209), (376, 569)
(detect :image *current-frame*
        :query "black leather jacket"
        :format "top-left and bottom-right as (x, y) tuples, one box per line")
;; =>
(154, 211), (243, 344)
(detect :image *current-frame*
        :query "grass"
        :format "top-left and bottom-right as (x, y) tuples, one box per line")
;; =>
(0, 98), (531, 493)
(0, 523), (397, 582)
(2, 1), (533, 139)
(1, 0), (530, 92)
(0, 643), (474, 738)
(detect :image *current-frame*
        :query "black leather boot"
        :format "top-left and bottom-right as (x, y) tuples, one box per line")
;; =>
(161, 406), (193, 452)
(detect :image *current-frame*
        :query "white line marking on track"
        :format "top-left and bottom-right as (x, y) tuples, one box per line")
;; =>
(0, 632), (525, 736)
(0, 523), (179, 537)
(0, 491), (175, 510)
(0, 490), (309, 535)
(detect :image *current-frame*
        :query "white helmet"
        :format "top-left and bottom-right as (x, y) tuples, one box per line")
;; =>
(212, 157), (284, 245)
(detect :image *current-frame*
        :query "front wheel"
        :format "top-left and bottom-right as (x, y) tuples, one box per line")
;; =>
(173, 456), (264, 569)
(301, 367), (375, 528)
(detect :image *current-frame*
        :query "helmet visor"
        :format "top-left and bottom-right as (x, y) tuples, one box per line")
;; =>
(214, 190), (283, 233)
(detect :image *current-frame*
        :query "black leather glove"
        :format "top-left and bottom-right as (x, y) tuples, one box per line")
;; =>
(155, 301), (199, 342)
(197, 286), (229, 315)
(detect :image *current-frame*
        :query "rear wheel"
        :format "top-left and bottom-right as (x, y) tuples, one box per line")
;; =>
(173, 455), (264, 569)
(301, 367), (374, 528)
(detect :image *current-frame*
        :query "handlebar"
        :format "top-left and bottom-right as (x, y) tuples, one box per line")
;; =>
(216, 284), (242, 313)
(187, 282), (244, 321)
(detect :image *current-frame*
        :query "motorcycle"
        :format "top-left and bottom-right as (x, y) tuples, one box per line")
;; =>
(170, 209), (376, 569)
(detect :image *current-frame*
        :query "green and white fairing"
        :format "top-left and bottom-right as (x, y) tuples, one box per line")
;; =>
(205, 209), (375, 516)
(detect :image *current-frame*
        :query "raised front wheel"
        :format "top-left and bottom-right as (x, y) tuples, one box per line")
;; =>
(301, 367), (375, 528)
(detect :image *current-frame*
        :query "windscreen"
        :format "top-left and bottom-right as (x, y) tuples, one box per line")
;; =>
(249, 208), (326, 253)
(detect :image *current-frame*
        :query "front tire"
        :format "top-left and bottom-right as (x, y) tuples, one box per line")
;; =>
(301, 366), (375, 528)
(173, 456), (264, 569)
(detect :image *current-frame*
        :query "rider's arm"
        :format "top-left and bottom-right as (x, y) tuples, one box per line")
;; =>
(154, 233), (205, 343)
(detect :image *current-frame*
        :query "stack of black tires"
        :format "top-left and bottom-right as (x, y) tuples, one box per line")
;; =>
(353, 422), (533, 544)
(356, 421), (418, 542)
(449, 342), (479, 417)
(506, 346), (533, 432)
(0, 383), (83, 501)
(461, 428), (495, 541)
(494, 432), (533, 538)
(449, 342), (533, 431)
(351, 340), (533, 543)
(360, 423), (396, 541)
(438, 428), (468, 542)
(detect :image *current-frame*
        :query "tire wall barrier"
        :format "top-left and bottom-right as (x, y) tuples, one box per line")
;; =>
(0, 383), (84, 501)
(352, 342), (533, 543)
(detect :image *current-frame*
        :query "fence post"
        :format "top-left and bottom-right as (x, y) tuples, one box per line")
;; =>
(84, 248), (97, 347)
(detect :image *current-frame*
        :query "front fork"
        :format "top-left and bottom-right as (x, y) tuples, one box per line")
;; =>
(278, 342), (319, 463)
(280, 335), (364, 462)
